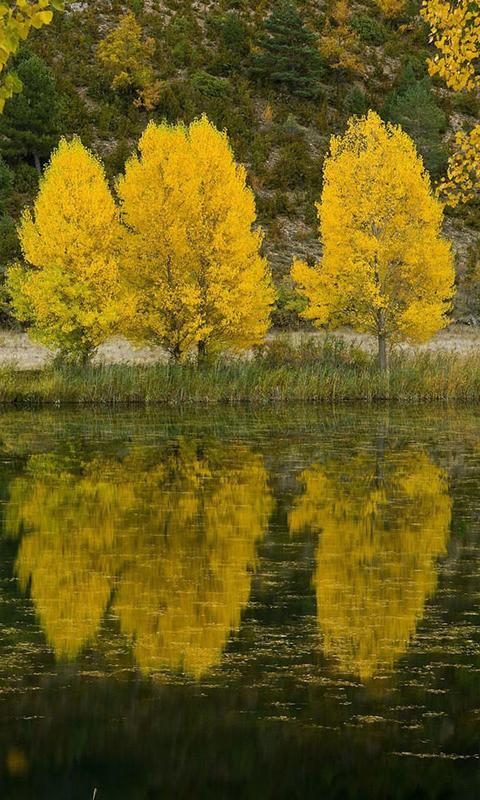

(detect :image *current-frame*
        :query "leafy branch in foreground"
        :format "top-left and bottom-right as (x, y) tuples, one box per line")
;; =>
(0, 1), (64, 111)
(421, 0), (480, 206)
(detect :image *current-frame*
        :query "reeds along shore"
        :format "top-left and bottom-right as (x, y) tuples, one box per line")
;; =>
(0, 337), (479, 405)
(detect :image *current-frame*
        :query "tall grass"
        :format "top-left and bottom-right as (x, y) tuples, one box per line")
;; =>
(0, 337), (479, 405)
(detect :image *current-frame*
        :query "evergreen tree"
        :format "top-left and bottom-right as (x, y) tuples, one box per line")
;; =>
(344, 85), (368, 116)
(0, 214), (20, 270)
(396, 58), (428, 93)
(0, 157), (13, 214)
(252, 1), (324, 97)
(0, 157), (20, 269)
(212, 12), (250, 74)
(0, 157), (20, 323)
(0, 53), (61, 173)
(383, 78), (447, 177)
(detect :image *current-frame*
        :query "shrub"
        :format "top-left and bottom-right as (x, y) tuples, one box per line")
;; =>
(254, 334), (371, 368)
(191, 70), (232, 98)
(12, 163), (39, 195)
(383, 79), (448, 177)
(0, 215), (20, 268)
(271, 283), (309, 329)
(450, 92), (480, 117)
(344, 85), (368, 116)
(268, 136), (320, 190)
(351, 14), (388, 46)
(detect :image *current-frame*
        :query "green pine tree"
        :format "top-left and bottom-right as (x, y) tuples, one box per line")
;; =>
(0, 157), (13, 215)
(0, 53), (61, 173)
(213, 12), (251, 74)
(344, 85), (368, 116)
(383, 79), (447, 178)
(252, 1), (324, 97)
(0, 157), (20, 322)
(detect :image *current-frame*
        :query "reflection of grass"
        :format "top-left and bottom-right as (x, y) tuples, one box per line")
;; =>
(1, 340), (480, 404)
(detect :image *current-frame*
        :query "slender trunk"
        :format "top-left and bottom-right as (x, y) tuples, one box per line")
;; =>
(377, 308), (389, 374)
(33, 152), (41, 175)
(171, 343), (182, 364)
(378, 333), (388, 373)
(197, 339), (207, 364)
(77, 344), (94, 367)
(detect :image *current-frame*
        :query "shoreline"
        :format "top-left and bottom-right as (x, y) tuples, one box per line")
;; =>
(1, 351), (480, 405)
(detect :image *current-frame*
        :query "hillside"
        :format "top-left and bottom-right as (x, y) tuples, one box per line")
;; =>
(1, 0), (479, 326)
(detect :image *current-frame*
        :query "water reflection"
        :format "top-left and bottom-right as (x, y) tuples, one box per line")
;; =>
(6, 442), (273, 677)
(0, 408), (479, 798)
(289, 446), (451, 679)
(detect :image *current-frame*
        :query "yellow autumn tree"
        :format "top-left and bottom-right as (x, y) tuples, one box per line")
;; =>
(320, 0), (365, 78)
(0, 0), (63, 111)
(117, 117), (274, 362)
(422, 0), (479, 92)
(373, 0), (406, 15)
(438, 126), (480, 206)
(6, 442), (273, 675)
(421, 0), (480, 206)
(7, 137), (131, 362)
(289, 447), (451, 679)
(96, 10), (161, 111)
(291, 112), (455, 371)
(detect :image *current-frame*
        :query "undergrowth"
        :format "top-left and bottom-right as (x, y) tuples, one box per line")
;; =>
(0, 337), (479, 405)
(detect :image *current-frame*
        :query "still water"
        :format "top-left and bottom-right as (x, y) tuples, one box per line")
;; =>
(0, 407), (478, 798)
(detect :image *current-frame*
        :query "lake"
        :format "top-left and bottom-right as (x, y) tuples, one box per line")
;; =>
(0, 406), (478, 799)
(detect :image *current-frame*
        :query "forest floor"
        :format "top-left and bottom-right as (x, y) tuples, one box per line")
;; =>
(0, 324), (479, 370)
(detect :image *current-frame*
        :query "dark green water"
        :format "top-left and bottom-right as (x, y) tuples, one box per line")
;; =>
(0, 407), (479, 799)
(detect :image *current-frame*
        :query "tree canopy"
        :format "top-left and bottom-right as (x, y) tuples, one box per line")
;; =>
(7, 137), (130, 362)
(292, 111), (454, 371)
(96, 9), (161, 111)
(117, 116), (274, 361)
(252, 0), (324, 97)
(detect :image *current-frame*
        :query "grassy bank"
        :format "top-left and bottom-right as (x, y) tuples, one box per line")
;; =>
(1, 338), (480, 404)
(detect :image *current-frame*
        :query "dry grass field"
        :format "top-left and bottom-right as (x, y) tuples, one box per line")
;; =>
(0, 324), (479, 371)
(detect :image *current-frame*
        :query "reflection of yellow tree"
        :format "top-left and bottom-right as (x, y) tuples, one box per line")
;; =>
(289, 448), (451, 679)
(5, 454), (133, 659)
(114, 445), (272, 678)
(6, 444), (272, 676)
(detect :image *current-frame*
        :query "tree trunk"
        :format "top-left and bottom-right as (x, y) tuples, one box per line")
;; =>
(171, 343), (182, 364)
(197, 339), (207, 363)
(33, 152), (42, 175)
(378, 333), (388, 373)
(80, 351), (92, 368)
